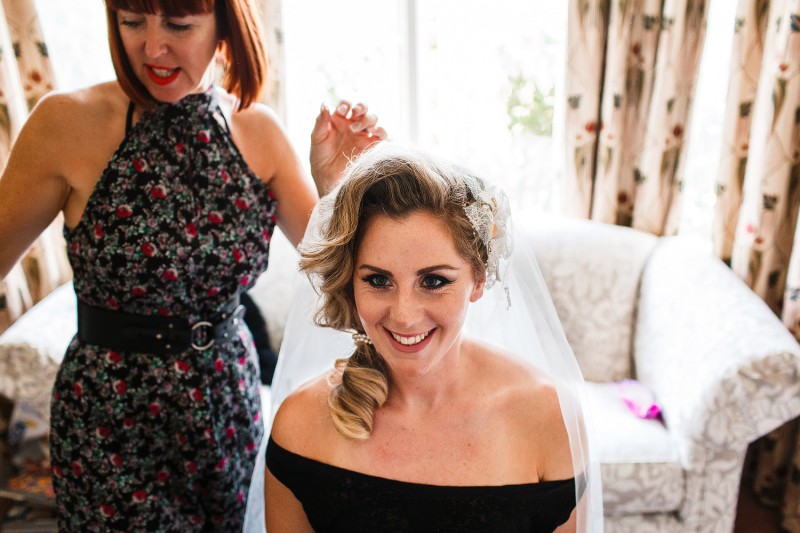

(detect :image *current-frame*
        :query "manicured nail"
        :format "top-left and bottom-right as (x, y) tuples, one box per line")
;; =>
(336, 103), (349, 115)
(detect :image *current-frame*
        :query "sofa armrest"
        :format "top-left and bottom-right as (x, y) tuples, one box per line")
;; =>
(633, 237), (800, 468)
(0, 281), (76, 426)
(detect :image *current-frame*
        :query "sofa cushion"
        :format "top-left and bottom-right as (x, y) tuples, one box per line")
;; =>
(582, 381), (684, 515)
(529, 217), (658, 382)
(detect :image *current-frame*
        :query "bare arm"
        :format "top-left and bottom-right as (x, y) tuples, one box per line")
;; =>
(229, 103), (318, 249)
(264, 383), (331, 533)
(554, 508), (577, 533)
(0, 94), (73, 279)
(537, 382), (579, 533)
(264, 468), (314, 533)
(267, 132), (319, 249)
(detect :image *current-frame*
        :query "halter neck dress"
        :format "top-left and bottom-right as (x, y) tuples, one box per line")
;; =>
(51, 87), (277, 532)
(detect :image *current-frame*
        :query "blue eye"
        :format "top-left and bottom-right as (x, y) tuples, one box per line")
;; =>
(362, 274), (390, 288)
(421, 275), (452, 289)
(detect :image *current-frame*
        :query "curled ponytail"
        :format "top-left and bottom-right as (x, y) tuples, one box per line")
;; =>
(327, 342), (389, 439)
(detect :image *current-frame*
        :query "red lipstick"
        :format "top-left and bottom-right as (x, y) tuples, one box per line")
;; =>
(145, 65), (180, 86)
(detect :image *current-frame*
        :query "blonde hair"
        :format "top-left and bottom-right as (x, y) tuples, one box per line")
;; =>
(299, 145), (488, 439)
(105, 0), (267, 110)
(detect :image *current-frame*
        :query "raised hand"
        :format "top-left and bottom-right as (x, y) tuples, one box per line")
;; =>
(309, 100), (388, 196)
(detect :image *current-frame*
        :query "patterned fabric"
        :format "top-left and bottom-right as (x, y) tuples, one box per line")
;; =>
(563, 0), (708, 236)
(582, 382), (684, 515)
(712, 1), (800, 529)
(50, 88), (277, 532)
(2, 0), (56, 110)
(536, 219), (800, 531)
(636, 236), (800, 532)
(529, 217), (657, 382)
(712, 0), (770, 263)
(562, 0), (607, 219)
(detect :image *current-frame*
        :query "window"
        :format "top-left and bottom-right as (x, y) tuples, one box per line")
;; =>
(36, 0), (114, 91)
(680, 0), (737, 241)
(283, 0), (567, 218)
(35, 0), (733, 240)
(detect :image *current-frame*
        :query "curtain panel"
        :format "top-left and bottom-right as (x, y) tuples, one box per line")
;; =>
(714, 0), (800, 529)
(563, 0), (708, 236)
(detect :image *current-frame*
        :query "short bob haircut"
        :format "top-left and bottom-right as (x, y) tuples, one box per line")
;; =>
(105, 0), (267, 110)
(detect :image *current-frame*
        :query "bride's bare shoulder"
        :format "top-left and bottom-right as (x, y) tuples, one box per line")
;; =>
(467, 338), (558, 392)
(468, 339), (574, 480)
(270, 373), (336, 451)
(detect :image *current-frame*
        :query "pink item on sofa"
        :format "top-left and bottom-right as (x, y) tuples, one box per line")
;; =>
(613, 378), (663, 421)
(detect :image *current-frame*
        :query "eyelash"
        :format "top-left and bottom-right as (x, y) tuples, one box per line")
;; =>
(361, 274), (454, 291)
(167, 22), (192, 32)
(119, 19), (192, 32)
(421, 275), (453, 289)
(362, 274), (389, 288)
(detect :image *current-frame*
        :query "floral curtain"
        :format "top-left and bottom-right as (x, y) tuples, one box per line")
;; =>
(714, 0), (800, 528)
(0, 0), (70, 334)
(563, 0), (708, 236)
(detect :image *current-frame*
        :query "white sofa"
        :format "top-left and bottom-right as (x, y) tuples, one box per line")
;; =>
(530, 218), (800, 532)
(2, 219), (799, 533)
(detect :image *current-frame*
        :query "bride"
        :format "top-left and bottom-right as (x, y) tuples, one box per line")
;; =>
(244, 144), (603, 532)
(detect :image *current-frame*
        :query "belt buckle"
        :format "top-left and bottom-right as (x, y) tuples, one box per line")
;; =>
(190, 321), (215, 351)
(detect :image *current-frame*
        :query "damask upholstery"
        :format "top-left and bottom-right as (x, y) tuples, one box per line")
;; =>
(529, 217), (800, 532)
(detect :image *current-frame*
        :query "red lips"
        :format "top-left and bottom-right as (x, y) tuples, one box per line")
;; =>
(145, 64), (180, 85)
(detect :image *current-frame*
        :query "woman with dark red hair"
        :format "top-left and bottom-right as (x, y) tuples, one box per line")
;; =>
(0, 0), (385, 530)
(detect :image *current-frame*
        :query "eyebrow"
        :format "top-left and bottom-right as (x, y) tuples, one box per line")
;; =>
(358, 264), (460, 276)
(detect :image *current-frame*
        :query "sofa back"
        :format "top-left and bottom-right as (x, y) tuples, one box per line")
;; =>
(528, 217), (658, 382)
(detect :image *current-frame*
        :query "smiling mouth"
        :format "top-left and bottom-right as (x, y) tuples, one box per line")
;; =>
(145, 65), (180, 85)
(390, 329), (432, 346)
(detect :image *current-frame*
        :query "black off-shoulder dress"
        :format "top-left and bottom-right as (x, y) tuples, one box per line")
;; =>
(267, 437), (576, 532)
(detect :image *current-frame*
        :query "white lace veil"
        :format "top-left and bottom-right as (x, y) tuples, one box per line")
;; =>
(244, 146), (603, 532)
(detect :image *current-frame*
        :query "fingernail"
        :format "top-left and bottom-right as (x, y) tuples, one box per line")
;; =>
(320, 102), (328, 113)
(336, 103), (348, 115)
(350, 123), (362, 132)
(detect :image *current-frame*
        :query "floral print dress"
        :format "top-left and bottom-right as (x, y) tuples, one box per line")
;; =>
(51, 88), (276, 532)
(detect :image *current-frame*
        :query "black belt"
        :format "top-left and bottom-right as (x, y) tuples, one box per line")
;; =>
(77, 295), (245, 355)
